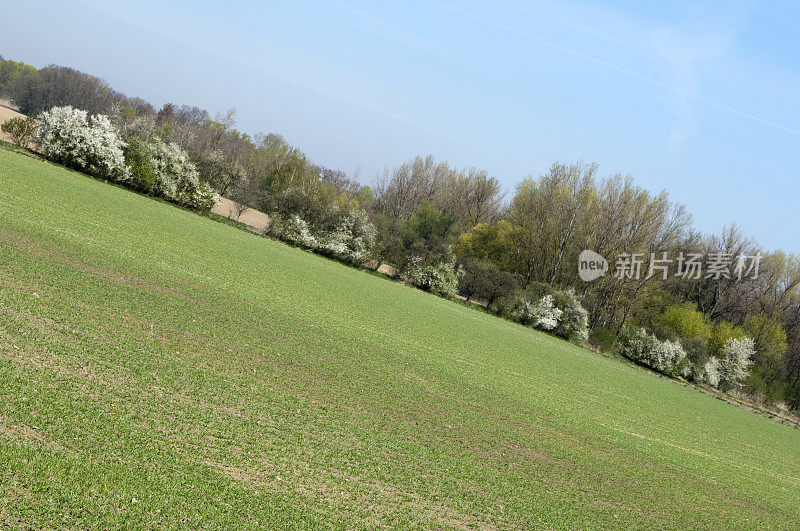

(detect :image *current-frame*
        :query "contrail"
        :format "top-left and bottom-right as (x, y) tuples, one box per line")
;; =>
(432, 0), (800, 138)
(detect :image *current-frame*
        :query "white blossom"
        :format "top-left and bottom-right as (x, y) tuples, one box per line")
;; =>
(35, 105), (127, 179)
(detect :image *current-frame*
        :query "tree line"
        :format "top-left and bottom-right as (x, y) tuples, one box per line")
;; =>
(2, 55), (799, 410)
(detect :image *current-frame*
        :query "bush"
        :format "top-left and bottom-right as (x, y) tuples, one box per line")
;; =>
(149, 138), (200, 204)
(405, 257), (461, 295)
(618, 326), (659, 365)
(719, 336), (755, 391)
(708, 321), (746, 358)
(514, 294), (562, 331)
(656, 304), (712, 364)
(589, 327), (617, 351)
(651, 339), (690, 377)
(699, 357), (722, 387)
(458, 261), (522, 308)
(497, 282), (551, 320)
(190, 181), (221, 212)
(282, 214), (318, 247)
(35, 105), (127, 179)
(123, 136), (158, 193)
(317, 210), (376, 265)
(123, 136), (219, 210)
(551, 289), (589, 342)
(618, 326), (689, 376)
(1, 115), (37, 146)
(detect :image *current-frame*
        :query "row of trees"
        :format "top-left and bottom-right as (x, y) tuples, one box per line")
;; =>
(3, 56), (799, 408)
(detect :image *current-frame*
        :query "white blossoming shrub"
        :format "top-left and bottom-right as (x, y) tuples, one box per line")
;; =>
(651, 339), (690, 377)
(124, 136), (219, 210)
(515, 295), (563, 331)
(35, 105), (127, 179)
(699, 357), (722, 387)
(551, 289), (589, 342)
(619, 326), (692, 377)
(282, 215), (318, 247)
(190, 181), (221, 212)
(618, 326), (657, 364)
(405, 257), (461, 295)
(719, 336), (755, 391)
(149, 138), (198, 203)
(317, 210), (376, 265)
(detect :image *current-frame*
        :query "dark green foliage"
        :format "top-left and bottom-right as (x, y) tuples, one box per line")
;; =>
(123, 136), (158, 193)
(589, 327), (618, 351)
(458, 260), (522, 308)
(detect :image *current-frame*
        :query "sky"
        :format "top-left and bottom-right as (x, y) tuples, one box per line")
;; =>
(2, 0), (799, 252)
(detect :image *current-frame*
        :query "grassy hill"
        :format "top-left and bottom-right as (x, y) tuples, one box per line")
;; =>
(1, 146), (799, 528)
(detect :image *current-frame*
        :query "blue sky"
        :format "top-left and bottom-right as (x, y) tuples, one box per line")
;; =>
(2, 0), (799, 251)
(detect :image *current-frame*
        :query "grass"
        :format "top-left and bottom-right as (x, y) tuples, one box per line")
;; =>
(1, 147), (799, 529)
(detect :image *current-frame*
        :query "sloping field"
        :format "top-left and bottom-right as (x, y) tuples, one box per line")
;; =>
(1, 147), (799, 528)
(0, 101), (26, 144)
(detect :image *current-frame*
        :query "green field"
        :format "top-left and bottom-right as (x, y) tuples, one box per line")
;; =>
(1, 147), (799, 528)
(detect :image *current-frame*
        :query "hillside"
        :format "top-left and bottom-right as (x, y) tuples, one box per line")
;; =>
(1, 147), (800, 528)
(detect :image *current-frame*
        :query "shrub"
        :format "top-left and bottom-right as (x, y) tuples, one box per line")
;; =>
(589, 326), (617, 351)
(719, 336), (755, 391)
(282, 214), (318, 247)
(657, 304), (712, 364)
(123, 136), (218, 210)
(190, 181), (221, 212)
(650, 339), (690, 377)
(551, 289), (589, 342)
(708, 321), (746, 358)
(149, 138), (200, 204)
(405, 257), (461, 295)
(123, 136), (158, 193)
(699, 357), (722, 387)
(35, 105), (127, 179)
(497, 282), (551, 320)
(514, 295), (562, 331)
(317, 210), (376, 265)
(618, 326), (659, 365)
(1, 115), (37, 146)
(618, 326), (689, 376)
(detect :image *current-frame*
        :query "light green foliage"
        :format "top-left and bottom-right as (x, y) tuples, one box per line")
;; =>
(743, 315), (788, 367)
(2, 148), (800, 528)
(658, 304), (712, 344)
(1, 115), (37, 146)
(0, 57), (36, 96)
(454, 220), (520, 270)
(709, 320), (746, 358)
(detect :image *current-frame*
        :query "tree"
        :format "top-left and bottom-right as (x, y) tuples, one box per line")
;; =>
(458, 260), (522, 307)
(401, 201), (457, 266)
